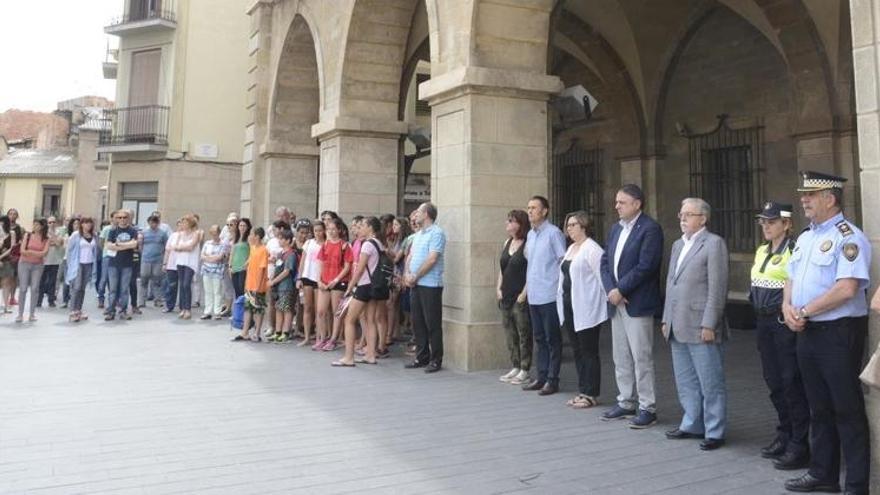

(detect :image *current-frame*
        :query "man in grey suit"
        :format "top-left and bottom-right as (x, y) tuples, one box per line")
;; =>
(661, 197), (729, 451)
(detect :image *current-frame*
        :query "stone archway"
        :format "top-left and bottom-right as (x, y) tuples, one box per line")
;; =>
(313, 0), (439, 220)
(260, 14), (322, 221)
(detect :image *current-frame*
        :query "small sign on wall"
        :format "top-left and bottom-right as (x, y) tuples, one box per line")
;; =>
(193, 143), (219, 159)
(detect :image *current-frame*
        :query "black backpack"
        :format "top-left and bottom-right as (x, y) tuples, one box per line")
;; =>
(366, 239), (394, 299)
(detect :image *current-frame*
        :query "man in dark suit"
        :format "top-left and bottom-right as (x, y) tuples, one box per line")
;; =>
(600, 184), (664, 428)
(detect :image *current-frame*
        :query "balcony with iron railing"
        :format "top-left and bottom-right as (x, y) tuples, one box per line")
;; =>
(96, 105), (170, 153)
(105, 0), (176, 36)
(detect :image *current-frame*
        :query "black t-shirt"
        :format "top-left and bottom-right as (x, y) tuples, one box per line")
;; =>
(108, 226), (139, 268)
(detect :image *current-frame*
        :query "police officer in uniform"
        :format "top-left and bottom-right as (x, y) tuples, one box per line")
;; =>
(749, 201), (810, 470)
(782, 171), (871, 495)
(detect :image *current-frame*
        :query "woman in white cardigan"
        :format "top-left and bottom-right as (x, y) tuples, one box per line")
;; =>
(557, 210), (608, 408)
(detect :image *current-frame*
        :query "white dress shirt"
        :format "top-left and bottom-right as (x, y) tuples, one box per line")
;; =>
(675, 227), (706, 275)
(613, 212), (641, 280)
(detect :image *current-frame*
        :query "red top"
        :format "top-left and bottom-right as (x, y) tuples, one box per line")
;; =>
(19, 233), (47, 265)
(317, 240), (352, 285)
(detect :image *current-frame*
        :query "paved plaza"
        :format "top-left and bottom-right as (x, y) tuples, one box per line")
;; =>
(0, 292), (799, 494)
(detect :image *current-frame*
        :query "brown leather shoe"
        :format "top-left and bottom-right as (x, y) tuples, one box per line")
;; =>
(521, 379), (545, 391)
(538, 382), (559, 396)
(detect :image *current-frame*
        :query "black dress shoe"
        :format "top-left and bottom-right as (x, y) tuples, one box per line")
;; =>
(665, 428), (704, 440)
(537, 382), (559, 396)
(404, 361), (427, 369)
(761, 436), (788, 459)
(784, 473), (840, 493)
(521, 380), (545, 391)
(699, 438), (725, 451)
(773, 451), (810, 471)
(424, 362), (441, 373)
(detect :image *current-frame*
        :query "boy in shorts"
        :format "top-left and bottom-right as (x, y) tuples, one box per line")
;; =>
(233, 227), (268, 342)
(268, 229), (297, 343)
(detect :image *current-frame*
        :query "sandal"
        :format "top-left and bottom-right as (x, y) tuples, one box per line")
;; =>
(569, 394), (598, 409)
(321, 340), (337, 351)
(331, 360), (355, 367)
(355, 357), (377, 365)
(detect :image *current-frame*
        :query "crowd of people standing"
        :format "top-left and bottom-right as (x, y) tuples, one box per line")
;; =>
(0, 169), (876, 494)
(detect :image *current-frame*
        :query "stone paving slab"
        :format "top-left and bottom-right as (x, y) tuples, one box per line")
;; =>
(0, 291), (797, 494)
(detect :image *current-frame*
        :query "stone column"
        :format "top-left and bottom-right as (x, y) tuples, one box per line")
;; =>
(420, 66), (563, 371)
(311, 117), (406, 220)
(241, 0), (274, 225)
(258, 142), (319, 220)
(849, 0), (880, 490)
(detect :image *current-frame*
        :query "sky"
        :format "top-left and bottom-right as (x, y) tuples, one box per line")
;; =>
(0, 1), (119, 113)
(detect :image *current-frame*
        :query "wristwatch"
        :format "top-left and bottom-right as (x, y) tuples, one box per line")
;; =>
(797, 306), (810, 320)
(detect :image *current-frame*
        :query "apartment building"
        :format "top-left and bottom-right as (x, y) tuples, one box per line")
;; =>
(99, 0), (249, 227)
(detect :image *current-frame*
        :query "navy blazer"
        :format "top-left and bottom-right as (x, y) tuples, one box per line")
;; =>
(600, 213), (664, 318)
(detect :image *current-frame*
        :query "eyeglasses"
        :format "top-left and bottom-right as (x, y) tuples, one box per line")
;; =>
(677, 212), (704, 220)
(565, 222), (581, 228)
(116, 216), (129, 220)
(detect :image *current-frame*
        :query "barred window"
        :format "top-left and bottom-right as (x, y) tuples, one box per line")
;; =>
(687, 115), (764, 252)
(552, 144), (604, 243)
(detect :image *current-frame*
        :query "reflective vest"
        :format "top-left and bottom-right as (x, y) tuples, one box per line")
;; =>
(749, 239), (792, 312)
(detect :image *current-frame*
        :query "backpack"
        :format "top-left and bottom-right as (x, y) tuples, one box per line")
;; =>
(366, 239), (393, 299)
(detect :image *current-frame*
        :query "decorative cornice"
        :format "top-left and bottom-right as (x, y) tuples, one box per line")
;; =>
(311, 117), (409, 142)
(259, 141), (319, 159)
(419, 66), (563, 106)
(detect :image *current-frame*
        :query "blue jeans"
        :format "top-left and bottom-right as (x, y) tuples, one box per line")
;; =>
(176, 265), (195, 310)
(529, 302), (562, 384)
(96, 256), (110, 302)
(106, 265), (133, 315)
(165, 269), (178, 311)
(670, 335), (727, 440)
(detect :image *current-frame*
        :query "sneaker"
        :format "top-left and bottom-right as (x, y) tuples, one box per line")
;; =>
(104, 314), (115, 321)
(311, 338), (326, 351)
(499, 368), (520, 383)
(275, 334), (289, 344)
(123, 313), (132, 321)
(601, 405), (637, 421)
(509, 369), (529, 385)
(628, 410), (657, 429)
(321, 340), (337, 351)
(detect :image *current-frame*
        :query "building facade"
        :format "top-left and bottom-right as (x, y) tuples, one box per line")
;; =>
(245, 1), (877, 483)
(100, 0), (250, 226)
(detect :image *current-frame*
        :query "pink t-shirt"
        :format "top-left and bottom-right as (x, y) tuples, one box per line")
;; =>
(357, 239), (380, 286)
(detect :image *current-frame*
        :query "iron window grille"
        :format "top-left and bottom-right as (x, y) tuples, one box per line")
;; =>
(686, 115), (764, 252)
(552, 144), (604, 244)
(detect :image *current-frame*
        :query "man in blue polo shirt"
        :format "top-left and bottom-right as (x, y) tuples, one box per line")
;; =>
(403, 202), (446, 373)
(523, 195), (567, 395)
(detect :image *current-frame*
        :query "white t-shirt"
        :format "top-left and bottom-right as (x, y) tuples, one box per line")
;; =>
(266, 237), (283, 279)
(165, 232), (179, 270)
(301, 238), (323, 282)
(79, 237), (97, 264)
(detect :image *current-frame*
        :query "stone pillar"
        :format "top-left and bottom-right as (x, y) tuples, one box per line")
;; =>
(311, 118), (406, 220)
(420, 66), (563, 371)
(241, 0), (274, 225)
(794, 133), (861, 217)
(258, 142), (319, 220)
(849, 0), (880, 489)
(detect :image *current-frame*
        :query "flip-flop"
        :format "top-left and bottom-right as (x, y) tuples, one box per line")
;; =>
(331, 360), (355, 367)
(355, 358), (377, 365)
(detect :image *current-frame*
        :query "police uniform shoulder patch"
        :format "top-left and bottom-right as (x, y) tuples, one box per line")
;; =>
(836, 220), (854, 237)
(843, 242), (859, 262)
